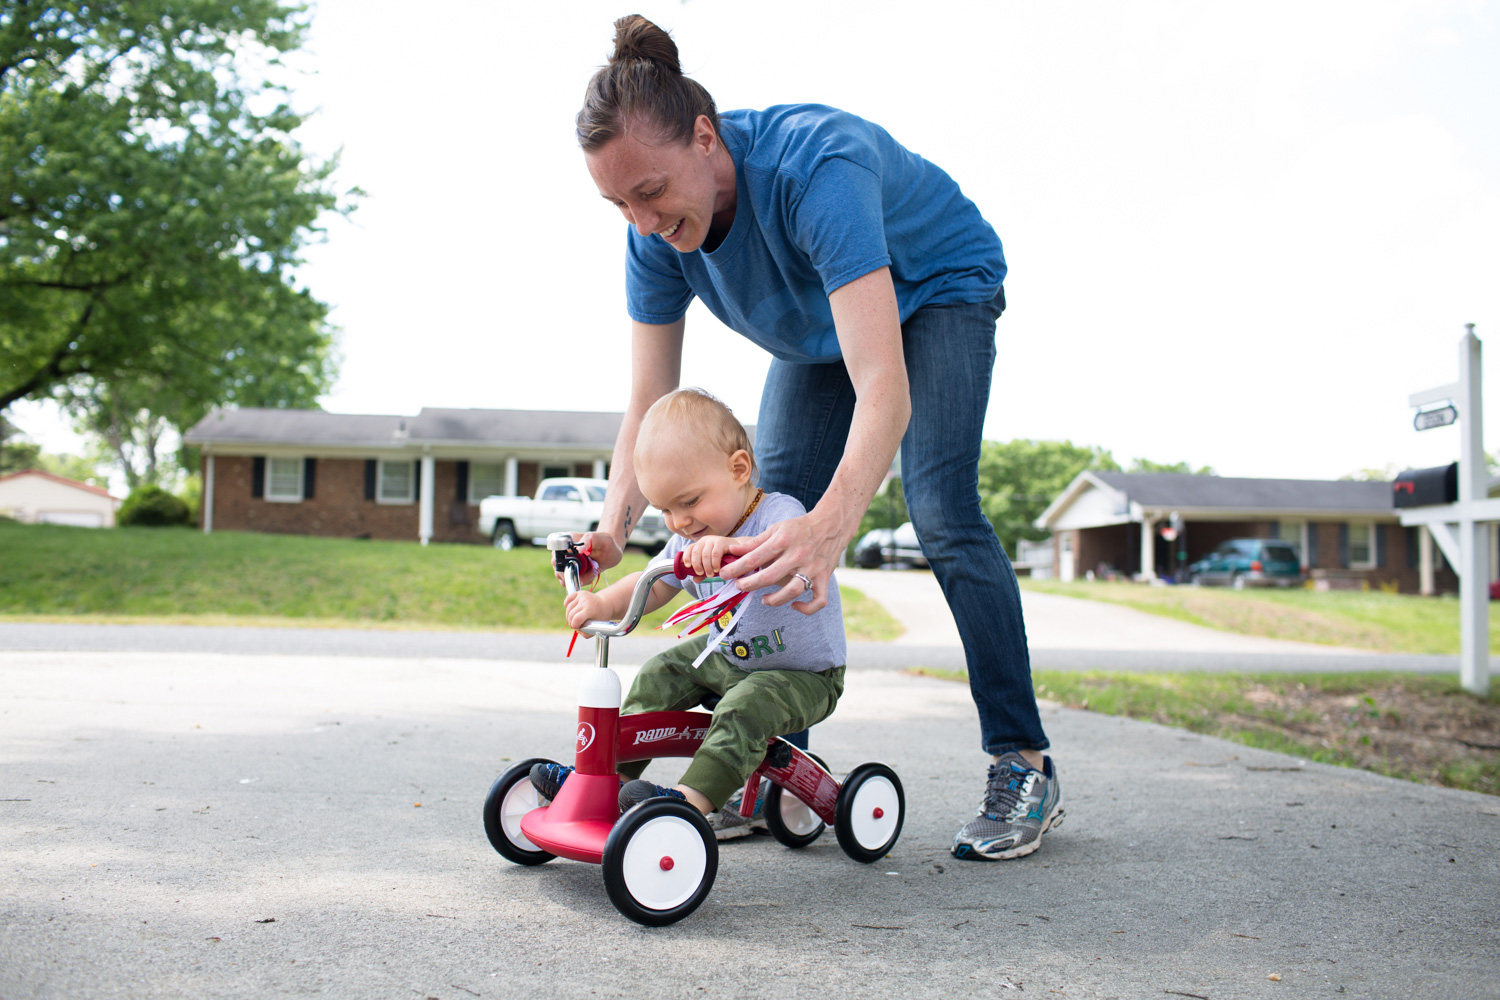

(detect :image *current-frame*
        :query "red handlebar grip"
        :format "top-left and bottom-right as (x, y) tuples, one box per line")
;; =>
(672, 549), (738, 579)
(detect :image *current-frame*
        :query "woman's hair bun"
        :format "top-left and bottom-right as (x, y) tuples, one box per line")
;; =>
(578, 14), (716, 150)
(610, 14), (681, 73)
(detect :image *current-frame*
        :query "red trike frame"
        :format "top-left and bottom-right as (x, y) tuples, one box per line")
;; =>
(485, 533), (903, 926)
(520, 706), (839, 864)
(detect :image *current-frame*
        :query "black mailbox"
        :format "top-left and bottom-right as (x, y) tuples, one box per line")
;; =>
(1392, 463), (1458, 508)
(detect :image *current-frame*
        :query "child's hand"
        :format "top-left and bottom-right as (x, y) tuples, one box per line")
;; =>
(565, 590), (611, 630)
(682, 536), (735, 581)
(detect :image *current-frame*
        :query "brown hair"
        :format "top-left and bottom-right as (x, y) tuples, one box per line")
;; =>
(637, 387), (756, 479)
(577, 15), (719, 151)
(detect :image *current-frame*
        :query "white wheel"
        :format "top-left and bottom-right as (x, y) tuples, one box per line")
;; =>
(778, 791), (823, 836)
(834, 762), (905, 863)
(603, 799), (717, 925)
(482, 758), (556, 865)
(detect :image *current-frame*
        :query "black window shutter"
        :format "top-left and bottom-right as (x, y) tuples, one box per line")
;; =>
(456, 460), (469, 502)
(1406, 527), (1418, 568)
(252, 457), (265, 498)
(1268, 523), (1280, 539)
(1306, 523), (1319, 568)
(1338, 524), (1349, 568)
(303, 458), (317, 500)
(413, 459), (421, 497)
(364, 460), (377, 500)
(1375, 524), (1387, 568)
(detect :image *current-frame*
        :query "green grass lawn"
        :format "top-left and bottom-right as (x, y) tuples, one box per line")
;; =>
(915, 667), (1500, 796)
(1020, 578), (1487, 655)
(0, 520), (901, 640)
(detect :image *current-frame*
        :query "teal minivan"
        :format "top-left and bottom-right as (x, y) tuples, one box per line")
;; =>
(1189, 539), (1303, 589)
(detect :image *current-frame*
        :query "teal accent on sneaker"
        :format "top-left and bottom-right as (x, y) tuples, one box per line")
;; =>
(709, 782), (768, 840)
(951, 752), (1065, 861)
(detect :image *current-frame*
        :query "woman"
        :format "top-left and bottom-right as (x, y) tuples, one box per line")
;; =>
(574, 15), (1063, 861)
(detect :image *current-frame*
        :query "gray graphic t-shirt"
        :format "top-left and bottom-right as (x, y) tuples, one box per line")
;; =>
(657, 491), (845, 673)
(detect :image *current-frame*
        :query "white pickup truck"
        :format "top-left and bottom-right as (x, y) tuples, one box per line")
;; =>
(477, 477), (672, 553)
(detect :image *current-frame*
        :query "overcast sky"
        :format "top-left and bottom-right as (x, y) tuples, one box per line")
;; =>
(11, 0), (1499, 484)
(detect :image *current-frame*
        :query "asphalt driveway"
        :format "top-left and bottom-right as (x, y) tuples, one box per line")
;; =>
(2, 646), (1498, 999)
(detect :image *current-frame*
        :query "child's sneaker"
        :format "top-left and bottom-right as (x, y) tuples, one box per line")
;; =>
(529, 762), (573, 801)
(618, 778), (687, 811)
(951, 752), (1064, 861)
(709, 782), (768, 840)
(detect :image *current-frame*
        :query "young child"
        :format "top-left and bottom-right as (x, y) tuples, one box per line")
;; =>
(530, 387), (846, 819)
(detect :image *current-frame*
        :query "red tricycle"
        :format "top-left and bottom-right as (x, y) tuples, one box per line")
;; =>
(482, 532), (905, 926)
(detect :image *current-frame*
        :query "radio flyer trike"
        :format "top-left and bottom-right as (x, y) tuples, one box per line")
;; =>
(482, 532), (905, 926)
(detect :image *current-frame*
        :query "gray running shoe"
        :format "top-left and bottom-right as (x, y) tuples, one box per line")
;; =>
(951, 752), (1064, 861)
(709, 782), (768, 841)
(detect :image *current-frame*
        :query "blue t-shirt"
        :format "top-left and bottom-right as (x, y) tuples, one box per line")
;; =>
(625, 104), (1006, 363)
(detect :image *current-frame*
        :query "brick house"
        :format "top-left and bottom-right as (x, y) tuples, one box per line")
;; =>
(1034, 471), (1458, 595)
(183, 407), (628, 544)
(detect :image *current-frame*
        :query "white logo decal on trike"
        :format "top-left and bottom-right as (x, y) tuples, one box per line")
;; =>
(631, 725), (709, 746)
(576, 722), (595, 752)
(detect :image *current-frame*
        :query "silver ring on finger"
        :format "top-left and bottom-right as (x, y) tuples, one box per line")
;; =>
(793, 572), (813, 594)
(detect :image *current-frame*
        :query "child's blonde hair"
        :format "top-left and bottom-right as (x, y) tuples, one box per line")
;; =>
(637, 387), (756, 478)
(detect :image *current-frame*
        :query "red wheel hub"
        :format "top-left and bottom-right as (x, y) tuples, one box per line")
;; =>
(873, 807), (885, 819)
(659, 856), (675, 871)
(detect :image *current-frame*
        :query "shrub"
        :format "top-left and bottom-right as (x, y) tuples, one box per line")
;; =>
(118, 484), (192, 527)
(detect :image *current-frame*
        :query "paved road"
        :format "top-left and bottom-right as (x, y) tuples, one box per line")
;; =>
(0, 567), (1464, 675)
(2, 648), (1496, 999)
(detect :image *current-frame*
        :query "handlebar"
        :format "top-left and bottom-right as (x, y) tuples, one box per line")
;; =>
(548, 532), (737, 640)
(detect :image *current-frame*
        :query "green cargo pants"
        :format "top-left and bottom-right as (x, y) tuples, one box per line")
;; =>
(619, 634), (845, 810)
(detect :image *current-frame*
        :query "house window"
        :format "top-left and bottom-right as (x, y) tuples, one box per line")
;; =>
(379, 459), (415, 504)
(469, 462), (505, 503)
(542, 464), (570, 481)
(266, 457), (303, 502)
(1348, 522), (1375, 569)
(1279, 521), (1306, 565)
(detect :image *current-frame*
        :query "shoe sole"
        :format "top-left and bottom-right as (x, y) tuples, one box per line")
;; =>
(950, 803), (1065, 862)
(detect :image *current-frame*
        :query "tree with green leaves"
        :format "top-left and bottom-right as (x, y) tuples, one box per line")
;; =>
(1, 0), (349, 481)
(0, 414), (106, 484)
(977, 439), (1121, 557)
(1128, 457), (1216, 475)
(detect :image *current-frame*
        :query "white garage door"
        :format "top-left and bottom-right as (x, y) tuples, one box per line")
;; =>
(38, 511), (105, 528)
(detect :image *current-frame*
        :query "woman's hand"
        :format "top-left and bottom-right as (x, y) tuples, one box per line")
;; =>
(719, 509), (846, 614)
(565, 590), (611, 630)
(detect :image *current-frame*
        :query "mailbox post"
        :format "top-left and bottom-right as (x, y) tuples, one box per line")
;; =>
(1398, 326), (1498, 695)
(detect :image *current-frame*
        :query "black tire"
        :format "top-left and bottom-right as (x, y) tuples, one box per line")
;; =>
(602, 798), (717, 926)
(834, 762), (905, 864)
(764, 751), (829, 849)
(855, 548), (882, 569)
(492, 520), (518, 551)
(482, 758), (557, 866)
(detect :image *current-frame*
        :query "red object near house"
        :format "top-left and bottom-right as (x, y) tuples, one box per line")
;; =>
(1489, 580), (1500, 601)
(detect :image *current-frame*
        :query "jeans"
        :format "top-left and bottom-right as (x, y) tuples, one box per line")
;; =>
(754, 288), (1049, 755)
